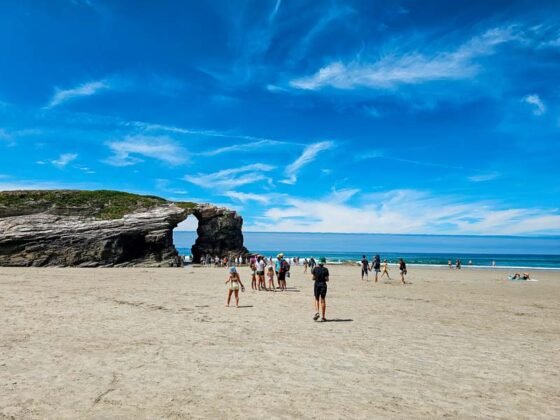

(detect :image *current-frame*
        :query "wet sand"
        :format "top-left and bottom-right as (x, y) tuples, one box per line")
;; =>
(1, 265), (559, 419)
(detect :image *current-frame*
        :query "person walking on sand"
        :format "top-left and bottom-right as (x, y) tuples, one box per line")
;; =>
(360, 255), (369, 281)
(309, 257), (316, 271)
(312, 257), (329, 322)
(372, 254), (381, 282)
(381, 259), (391, 280)
(225, 266), (245, 307)
(399, 258), (408, 285)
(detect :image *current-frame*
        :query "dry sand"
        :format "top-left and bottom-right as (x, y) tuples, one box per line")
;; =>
(1, 265), (559, 419)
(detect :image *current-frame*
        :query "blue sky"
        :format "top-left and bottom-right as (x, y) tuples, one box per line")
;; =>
(1, 0), (560, 235)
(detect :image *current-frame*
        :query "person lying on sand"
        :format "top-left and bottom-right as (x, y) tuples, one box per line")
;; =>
(509, 272), (530, 280)
(225, 266), (245, 307)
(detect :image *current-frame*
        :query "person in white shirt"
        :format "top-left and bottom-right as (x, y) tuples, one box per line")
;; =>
(256, 256), (267, 291)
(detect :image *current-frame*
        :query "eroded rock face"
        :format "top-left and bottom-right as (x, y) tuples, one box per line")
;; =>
(0, 190), (248, 267)
(191, 204), (249, 263)
(0, 205), (188, 267)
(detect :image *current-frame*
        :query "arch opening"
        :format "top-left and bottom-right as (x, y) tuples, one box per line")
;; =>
(173, 215), (200, 264)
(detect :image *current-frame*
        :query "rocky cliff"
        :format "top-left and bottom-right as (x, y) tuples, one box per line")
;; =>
(0, 190), (248, 267)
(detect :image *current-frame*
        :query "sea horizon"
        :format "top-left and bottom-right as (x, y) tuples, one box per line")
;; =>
(174, 231), (560, 269)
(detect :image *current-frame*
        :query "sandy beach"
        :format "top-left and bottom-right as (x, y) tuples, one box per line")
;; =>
(1, 265), (559, 419)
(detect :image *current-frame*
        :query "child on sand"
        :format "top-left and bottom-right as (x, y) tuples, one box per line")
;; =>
(225, 266), (245, 307)
(399, 258), (408, 285)
(267, 265), (275, 290)
(381, 259), (390, 279)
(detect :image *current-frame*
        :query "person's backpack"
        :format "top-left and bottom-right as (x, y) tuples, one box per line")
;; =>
(281, 259), (290, 272)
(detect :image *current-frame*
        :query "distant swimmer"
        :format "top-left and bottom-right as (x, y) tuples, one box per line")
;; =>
(399, 258), (408, 285)
(312, 257), (329, 322)
(225, 266), (245, 307)
(360, 255), (369, 281)
(381, 259), (390, 280)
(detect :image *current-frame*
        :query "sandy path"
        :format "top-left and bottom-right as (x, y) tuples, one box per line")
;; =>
(1, 265), (559, 419)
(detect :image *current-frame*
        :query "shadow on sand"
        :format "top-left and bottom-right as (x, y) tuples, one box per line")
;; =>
(236, 305), (254, 308)
(322, 318), (353, 322)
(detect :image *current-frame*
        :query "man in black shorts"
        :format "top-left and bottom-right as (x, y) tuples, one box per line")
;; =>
(360, 255), (369, 281)
(312, 257), (329, 322)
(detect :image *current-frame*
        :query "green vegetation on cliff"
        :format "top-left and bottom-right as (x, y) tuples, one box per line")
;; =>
(0, 190), (196, 220)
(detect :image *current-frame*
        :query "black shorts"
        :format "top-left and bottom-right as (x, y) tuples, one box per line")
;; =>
(256, 271), (264, 275)
(314, 282), (327, 299)
(278, 272), (286, 281)
(362, 268), (368, 275)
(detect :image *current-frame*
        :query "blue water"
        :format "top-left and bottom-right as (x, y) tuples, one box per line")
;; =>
(174, 231), (560, 269)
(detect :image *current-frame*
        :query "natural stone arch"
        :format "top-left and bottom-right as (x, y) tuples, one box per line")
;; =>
(0, 190), (248, 267)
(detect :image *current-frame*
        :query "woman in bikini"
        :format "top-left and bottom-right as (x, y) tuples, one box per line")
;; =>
(225, 266), (245, 307)
(381, 259), (391, 280)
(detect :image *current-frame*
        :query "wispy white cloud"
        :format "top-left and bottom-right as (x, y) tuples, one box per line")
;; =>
(224, 191), (272, 204)
(46, 79), (110, 108)
(104, 135), (187, 166)
(356, 150), (462, 170)
(0, 128), (41, 144)
(523, 94), (546, 115)
(355, 149), (385, 161)
(282, 141), (334, 184)
(468, 172), (500, 182)
(246, 189), (560, 235)
(184, 163), (275, 189)
(289, 4), (355, 63)
(196, 139), (287, 156)
(51, 153), (78, 168)
(128, 120), (300, 146)
(77, 166), (96, 174)
(268, 0), (282, 22)
(290, 27), (518, 90)
(0, 129), (10, 141)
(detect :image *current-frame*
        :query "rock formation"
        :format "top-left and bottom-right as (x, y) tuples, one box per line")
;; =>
(190, 204), (247, 264)
(0, 190), (248, 267)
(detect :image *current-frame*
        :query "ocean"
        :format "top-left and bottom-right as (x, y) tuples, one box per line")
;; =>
(173, 231), (560, 270)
